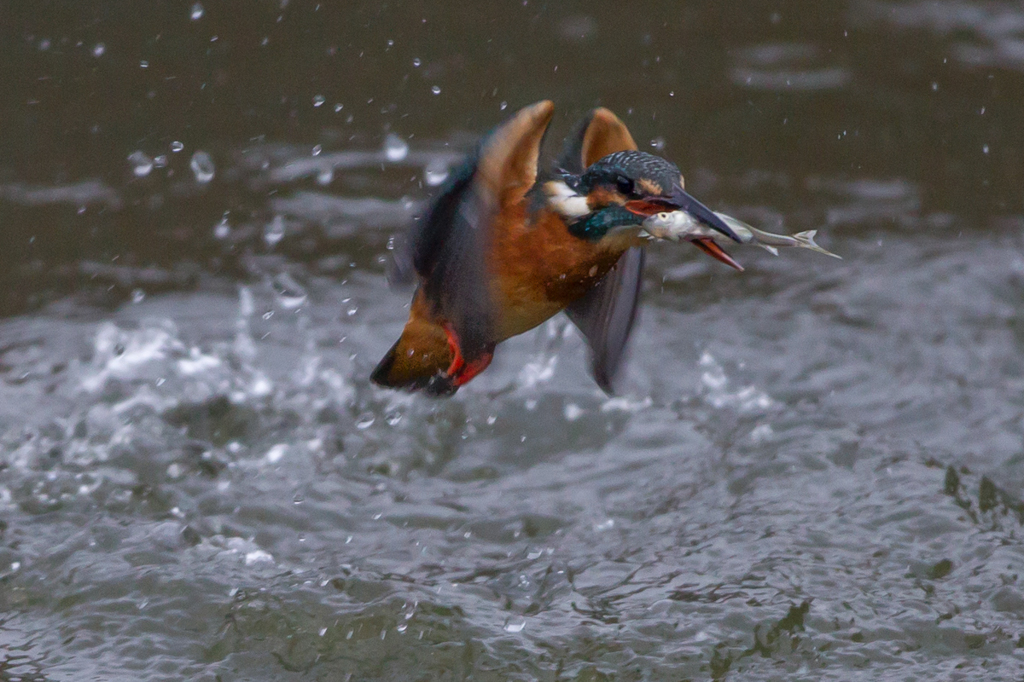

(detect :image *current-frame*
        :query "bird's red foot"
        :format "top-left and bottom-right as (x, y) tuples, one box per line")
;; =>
(443, 324), (494, 387)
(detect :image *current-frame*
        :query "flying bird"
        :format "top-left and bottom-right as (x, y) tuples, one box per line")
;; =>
(371, 100), (742, 395)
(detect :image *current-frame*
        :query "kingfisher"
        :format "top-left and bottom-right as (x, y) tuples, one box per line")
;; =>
(371, 100), (742, 396)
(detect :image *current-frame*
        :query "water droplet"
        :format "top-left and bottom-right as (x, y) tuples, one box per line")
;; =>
(383, 133), (409, 162)
(319, 627), (327, 636)
(385, 412), (403, 426)
(424, 159), (449, 186)
(983, 144), (990, 154)
(153, 155), (168, 168)
(396, 622), (408, 633)
(265, 444), (287, 464)
(131, 288), (146, 303)
(564, 403), (584, 421)
(190, 150), (215, 183)
(431, 85), (441, 95)
(190, 2), (204, 19)
(127, 150), (153, 177)
(214, 216), (231, 239)
(313, 94), (325, 107)
(39, 38), (51, 51)
(312, 144), (322, 157)
(346, 306), (358, 316)
(262, 311), (274, 320)
(650, 137), (665, 151)
(503, 617), (526, 633)
(334, 103), (344, 112)
(316, 167), (334, 185)
(92, 43), (105, 57)
(412, 57), (421, 67)
(931, 81), (939, 91)
(356, 413), (375, 429)
(170, 141), (184, 153)
(293, 493), (305, 505)
(264, 215), (285, 247)
(500, 101), (507, 110)
(272, 272), (308, 309)
(140, 60), (149, 68)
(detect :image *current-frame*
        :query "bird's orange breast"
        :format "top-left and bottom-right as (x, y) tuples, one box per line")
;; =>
(488, 205), (640, 340)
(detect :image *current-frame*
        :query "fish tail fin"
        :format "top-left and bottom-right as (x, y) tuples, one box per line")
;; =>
(792, 230), (842, 259)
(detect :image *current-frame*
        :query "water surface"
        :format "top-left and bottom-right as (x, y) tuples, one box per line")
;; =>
(2, 2), (1024, 679)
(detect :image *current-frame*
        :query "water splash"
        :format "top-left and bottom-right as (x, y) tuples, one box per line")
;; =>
(265, 444), (287, 463)
(698, 351), (774, 410)
(177, 347), (222, 376)
(517, 318), (570, 390)
(503, 617), (526, 633)
(383, 133), (409, 162)
(127, 151), (153, 177)
(214, 215), (231, 239)
(190, 150), (215, 183)
(264, 215), (285, 247)
(423, 159), (449, 186)
(316, 167), (334, 185)
(271, 272), (308, 309)
(234, 286), (257, 361)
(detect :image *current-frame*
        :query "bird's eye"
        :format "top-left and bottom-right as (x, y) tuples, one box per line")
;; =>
(616, 176), (634, 195)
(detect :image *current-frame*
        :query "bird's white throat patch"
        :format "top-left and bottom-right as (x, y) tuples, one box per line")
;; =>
(543, 180), (590, 220)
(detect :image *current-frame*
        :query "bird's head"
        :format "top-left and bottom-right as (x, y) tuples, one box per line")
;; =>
(544, 150), (742, 266)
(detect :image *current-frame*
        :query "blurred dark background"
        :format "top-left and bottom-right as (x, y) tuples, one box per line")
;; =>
(2, 1), (1022, 316)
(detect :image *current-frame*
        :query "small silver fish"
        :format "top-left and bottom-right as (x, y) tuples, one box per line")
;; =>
(642, 211), (841, 259)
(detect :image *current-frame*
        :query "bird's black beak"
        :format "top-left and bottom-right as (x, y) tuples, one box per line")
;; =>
(665, 186), (742, 243)
(624, 185), (742, 244)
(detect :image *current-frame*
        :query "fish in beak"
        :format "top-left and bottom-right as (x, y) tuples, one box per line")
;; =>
(624, 184), (745, 271)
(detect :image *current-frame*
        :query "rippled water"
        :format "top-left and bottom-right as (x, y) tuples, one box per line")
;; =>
(2, 2), (1024, 680)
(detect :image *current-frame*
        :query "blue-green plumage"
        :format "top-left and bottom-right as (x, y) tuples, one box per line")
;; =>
(568, 205), (644, 240)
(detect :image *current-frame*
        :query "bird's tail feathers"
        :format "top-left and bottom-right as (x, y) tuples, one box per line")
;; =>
(370, 318), (455, 394)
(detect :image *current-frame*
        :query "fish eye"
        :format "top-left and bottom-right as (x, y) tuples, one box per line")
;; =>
(616, 176), (634, 195)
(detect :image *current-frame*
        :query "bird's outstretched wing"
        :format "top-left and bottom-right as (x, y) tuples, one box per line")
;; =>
(564, 246), (645, 393)
(402, 101), (557, 359)
(560, 108), (645, 394)
(406, 156), (493, 357)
